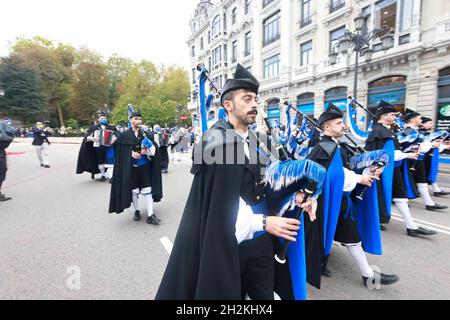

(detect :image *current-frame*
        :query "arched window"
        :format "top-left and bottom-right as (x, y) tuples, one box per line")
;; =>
(367, 76), (406, 111)
(231, 8), (237, 25)
(325, 86), (347, 110)
(212, 15), (221, 37)
(437, 68), (450, 130)
(297, 92), (315, 115)
(266, 98), (280, 127)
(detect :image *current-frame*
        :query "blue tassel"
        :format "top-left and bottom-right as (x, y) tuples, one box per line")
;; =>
(349, 150), (391, 171)
(218, 107), (226, 121)
(205, 93), (214, 112)
(264, 159), (326, 198)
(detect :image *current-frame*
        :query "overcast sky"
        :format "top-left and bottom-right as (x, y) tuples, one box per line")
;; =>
(0, 0), (207, 70)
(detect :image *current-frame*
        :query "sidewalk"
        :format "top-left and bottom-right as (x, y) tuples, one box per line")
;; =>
(12, 137), (83, 144)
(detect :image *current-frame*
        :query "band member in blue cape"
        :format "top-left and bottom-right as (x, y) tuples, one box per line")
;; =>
(156, 64), (317, 300)
(306, 103), (399, 288)
(76, 113), (118, 182)
(420, 116), (450, 197)
(108, 110), (163, 225)
(400, 109), (448, 211)
(365, 101), (437, 237)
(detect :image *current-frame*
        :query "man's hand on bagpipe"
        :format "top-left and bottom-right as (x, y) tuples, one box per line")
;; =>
(265, 216), (301, 242)
(295, 192), (317, 222)
(131, 151), (142, 160)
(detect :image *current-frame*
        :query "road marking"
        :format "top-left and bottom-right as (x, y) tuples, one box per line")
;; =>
(391, 212), (450, 231)
(160, 237), (173, 254)
(390, 216), (450, 236)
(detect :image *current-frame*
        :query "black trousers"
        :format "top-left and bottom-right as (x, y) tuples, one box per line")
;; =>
(238, 233), (274, 300)
(94, 147), (107, 165)
(334, 195), (361, 244)
(131, 164), (152, 190)
(410, 159), (428, 184)
(0, 149), (7, 188)
(392, 166), (408, 199)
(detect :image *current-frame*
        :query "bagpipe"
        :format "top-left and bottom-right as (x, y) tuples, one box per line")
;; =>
(283, 103), (313, 160)
(196, 63), (225, 134)
(127, 105), (155, 167)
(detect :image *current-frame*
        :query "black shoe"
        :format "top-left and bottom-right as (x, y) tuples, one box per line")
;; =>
(362, 272), (399, 288)
(44, 165), (50, 168)
(133, 210), (141, 221)
(426, 204), (448, 211)
(41, 164), (44, 167)
(380, 225), (387, 231)
(0, 194), (12, 202)
(434, 191), (450, 197)
(147, 214), (161, 225)
(100, 176), (106, 182)
(407, 227), (437, 237)
(322, 268), (332, 278)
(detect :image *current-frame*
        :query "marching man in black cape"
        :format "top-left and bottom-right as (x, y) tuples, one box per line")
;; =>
(108, 110), (163, 225)
(420, 116), (450, 197)
(305, 103), (399, 289)
(76, 113), (118, 182)
(365, 101), (437, 237)
(399, 108), (448, 212)
(156, 64), (318, 300)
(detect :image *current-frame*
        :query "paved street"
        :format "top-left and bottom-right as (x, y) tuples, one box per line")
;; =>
(1, 140), (449, 300)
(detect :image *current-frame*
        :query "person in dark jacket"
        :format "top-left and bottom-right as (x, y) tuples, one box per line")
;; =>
(32, 122), (53, 168)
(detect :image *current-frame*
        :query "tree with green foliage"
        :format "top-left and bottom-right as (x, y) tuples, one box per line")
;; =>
(0, 55), (46, 123)
(105, 54), (135, 110)
(69, 62), (109, 125)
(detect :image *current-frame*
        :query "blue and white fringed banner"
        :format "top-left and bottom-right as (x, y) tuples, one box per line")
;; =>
(263, 159), (326, 199)
(346, 98), (373, 141)
(348, 150), (391, 172)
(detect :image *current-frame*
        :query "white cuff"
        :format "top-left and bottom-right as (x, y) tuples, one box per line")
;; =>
(250, 213), (264, 233)
(356, 174), (363, 184)
(394, 150), (408, 161)
(343, 168), (359, 192)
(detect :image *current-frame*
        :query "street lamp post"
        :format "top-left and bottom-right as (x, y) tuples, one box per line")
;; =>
(329, 15), (394, 100)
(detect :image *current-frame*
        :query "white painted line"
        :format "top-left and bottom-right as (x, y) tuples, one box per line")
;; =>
(391, 212), (450, 231)
(390, 216), (450, 236)
(160, 237), (173, 254)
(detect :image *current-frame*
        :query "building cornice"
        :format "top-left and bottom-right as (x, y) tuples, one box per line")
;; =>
(322, 4), (352, 28)
(294, 23), (318, 41)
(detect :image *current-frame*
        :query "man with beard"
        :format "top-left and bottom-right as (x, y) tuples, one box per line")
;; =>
(156, 64), (316, 300)
(76, 113), (118, 181)
(109, 110), (163, 225)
